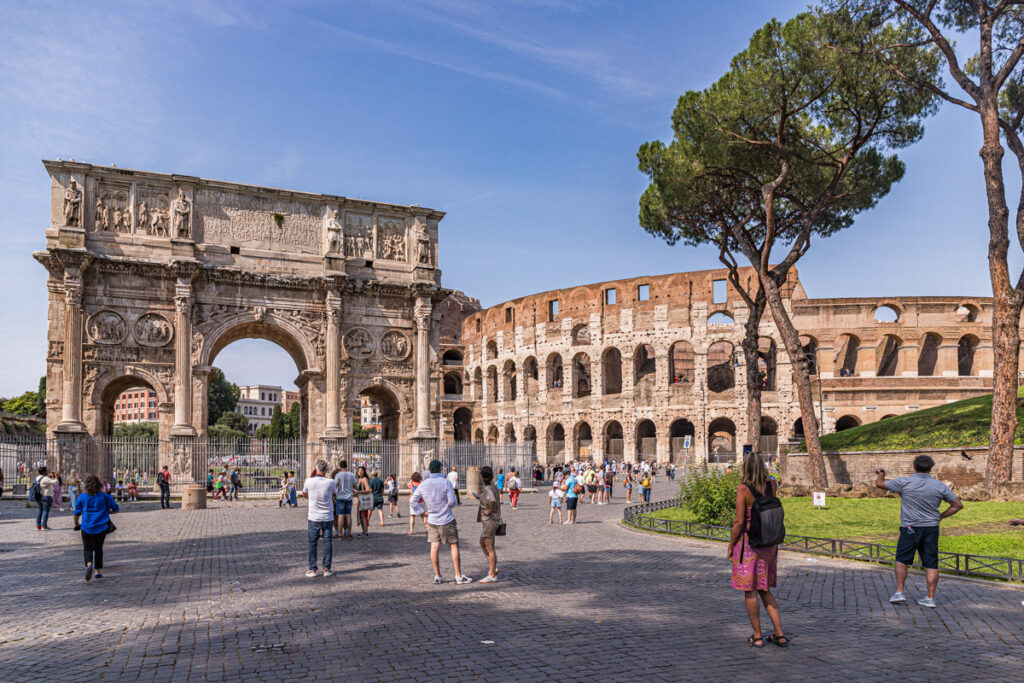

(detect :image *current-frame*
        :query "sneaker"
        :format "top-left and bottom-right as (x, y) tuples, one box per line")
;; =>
(85, 564), (93, 582)
(322, 569), (334, 577)
(305, 569), (317, 578)
(93, 572), (103, 579)
(917, 597), (937, 608)
(889, 591), (907, 604)
(433, 575), (444, 584)
(455, 575), (473, 585)
(479, 575), (498, 583)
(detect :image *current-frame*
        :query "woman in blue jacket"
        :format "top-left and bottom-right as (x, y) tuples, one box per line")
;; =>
(73, 474), (119, 581)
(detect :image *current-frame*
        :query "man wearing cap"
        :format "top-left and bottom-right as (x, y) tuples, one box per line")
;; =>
(410, 459), (473, 585)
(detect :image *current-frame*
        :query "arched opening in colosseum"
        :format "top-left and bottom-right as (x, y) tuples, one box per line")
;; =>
(635, 420), (657, 460)
(760, 416), (778, 454)
(474, 428), (484, 443)
(670, 341), (695, 384)
(634, 345), (656, 387)
(443, 372), (463, 397)
(707, 311), (735, 326)
(355, 386), (401, 440)
(487, 366), (498, 402)
(523, 424), (537, 445)
(669, 419), (695, 464)
(918, 333), (941, 376)
(523, 356), (540, 396)
(575, 422), (593, 457)
(503, 360), (518, 401)
(706, 341), (735, 393)
(757, 337), (777, 390)
(453, 407), (472, 442)
(792, 418), (804, 440)
(547, 353), (564, 389)
(880, 414), (898, 420)
(487, 425), (499, 444)
(602, 348), (623, 394)
(473, 367), (482, 400)
(604, 421), (624, 457)
(800, 336), (818, 375)
(573, 353), (592, 397)
(874, 305), (900, 323)
(834, 334), (860, 377)
(958, 334), (979, 375)
(504, 423), (517, 444)
(442, 349), (464, 366)
(955, 303), (979, 322)
(708, 417), (736, 461)
(486, 340), (498, 360)
(572, 323), (591, 346)
(548, 423), (566, 461)
(835, 415), (861, 432)
(876, 335), (902, 377)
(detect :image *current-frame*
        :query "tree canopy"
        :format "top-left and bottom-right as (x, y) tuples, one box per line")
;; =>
(216, 410), (249, 433)
(207, 368), (239, 426)
(1, 377), (46, 416)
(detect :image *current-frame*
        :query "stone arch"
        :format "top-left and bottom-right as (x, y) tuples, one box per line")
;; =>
(880, 414), (898, 420)
(834, 333), (860, 377)
(635, 419), (657, 460)
(486, 340), (498, 360)
(873, 302), (902, 323)
(200, 313), (314, 372)
(602, 347), (623, 394)
(876, 334), (903, 377)
(474, 428), (484, 443)
(603, 420), (624, 457)
(958, 334), (980, 376)
(443, 371), (463, 396)
(547, 352), (564, 389)
(442, 349), (464, 365)
(503, 359), (517, 401)
(472, 367), (483, 400)
(799, 335), (818, 375)
(93, 370), (170, 440)
(453, 407), (472, 442)
(349, 379), (409, 439)
(835, 414), (861, 431)
(504, 422), (517, 444)
(486, 365), (498, 402)
(669, 341), (695, 385)
(707, 311), (734, 326)
(708, 417), (736, 460)
(760, 416), (778, 435)
(571, 323), (591, 345)
(634, 344), (656, 385)
(757, 337), (777, 390)
(487, 425), (499, 444)
(669, 418), (695, 464)
(523, 424), (537, 443)
(547, 422), (566, 461)
(572, 352), (592, 397)
(523, 356), (540, 396)
(917, 332), (941, 376)
(574, 421), (593, 457)
(955, 301), (982, 322)
(792, 418), (804, 440)
(706, 340), (735, 392)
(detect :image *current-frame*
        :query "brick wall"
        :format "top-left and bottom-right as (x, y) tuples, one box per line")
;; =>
(781, 447), (1024, 488)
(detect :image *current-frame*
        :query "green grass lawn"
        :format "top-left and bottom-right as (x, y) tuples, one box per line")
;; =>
(793, 388), (1024, 452)
(642, 497), (1024, 559)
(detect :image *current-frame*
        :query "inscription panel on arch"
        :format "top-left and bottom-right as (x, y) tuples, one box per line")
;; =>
(195, 189), (321, 253)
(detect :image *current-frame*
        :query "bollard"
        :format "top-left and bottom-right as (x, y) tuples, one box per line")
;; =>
(182, 484), (207, 510)
(466, 466), (483, 498)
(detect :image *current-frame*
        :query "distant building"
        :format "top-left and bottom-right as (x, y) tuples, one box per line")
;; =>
(235, 385), (289, 434)
(359, 395), (381, 437)
(112, 387), (157, 423)
(281, 389), (301, 409)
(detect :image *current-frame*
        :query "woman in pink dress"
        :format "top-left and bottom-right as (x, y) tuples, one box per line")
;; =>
(726, 455), (788, 648)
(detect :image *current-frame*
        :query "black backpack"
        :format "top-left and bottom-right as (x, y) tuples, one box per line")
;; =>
(746, 480), (785, 548)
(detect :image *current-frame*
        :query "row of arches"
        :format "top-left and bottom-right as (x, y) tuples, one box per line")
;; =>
(802, 333), (983, 377)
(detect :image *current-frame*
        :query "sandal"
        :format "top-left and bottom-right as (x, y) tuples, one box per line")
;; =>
(748, 635), (765, 648)
(767, 634), (789, 648)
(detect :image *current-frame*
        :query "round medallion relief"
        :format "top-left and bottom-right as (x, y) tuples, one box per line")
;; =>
(87, 310), (128, 345)
(343, 328), (374, 357)
(134, 313), (174, 347)
(380, 329), (411, 360)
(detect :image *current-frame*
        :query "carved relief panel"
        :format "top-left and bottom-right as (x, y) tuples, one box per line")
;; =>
(380, 329), (411, 360)
(87, 311), (128, 344)
(136, 185), (171, 236)
(134, 313), (174, 346)
(344, 213), (374, 259)
(344, 328), (374, 358)
(377, 217), (407, 261)
(94, 181), (132, 234)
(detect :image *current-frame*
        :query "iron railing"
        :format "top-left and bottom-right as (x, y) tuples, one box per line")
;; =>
(623, 500), (1024, 583)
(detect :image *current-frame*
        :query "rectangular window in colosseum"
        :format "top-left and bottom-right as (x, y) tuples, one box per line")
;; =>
(713, 279), (726, 303)
(548, 299), (559, 321)
(505, 306), (514, 324)
(637, 284), (649, 301)
(604, 288), (616, 305)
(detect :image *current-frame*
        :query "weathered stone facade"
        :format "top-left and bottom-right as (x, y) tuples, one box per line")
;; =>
(450, 269), (1004, 464)
(37, 161), (448, 476)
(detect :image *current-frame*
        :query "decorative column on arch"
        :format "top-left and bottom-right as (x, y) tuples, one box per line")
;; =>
(170, 276), (197, 437)
(413, 297), (434, 438)
(56, 254), (90, 433)
(322, 287), (345, 439)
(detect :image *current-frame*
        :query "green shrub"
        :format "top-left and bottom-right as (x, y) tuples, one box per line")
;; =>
(679, 468), (740, 525)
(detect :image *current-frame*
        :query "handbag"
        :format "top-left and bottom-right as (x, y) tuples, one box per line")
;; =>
(495, 522), (507, 536)
(107, 520), (117, 534)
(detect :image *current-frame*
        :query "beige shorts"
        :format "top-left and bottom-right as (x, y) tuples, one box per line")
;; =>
(480, 519), (501, 540)
(427, 520), (459, 545)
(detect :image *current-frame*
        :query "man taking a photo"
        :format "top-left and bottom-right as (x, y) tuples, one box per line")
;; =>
(875, 455), (963, 608)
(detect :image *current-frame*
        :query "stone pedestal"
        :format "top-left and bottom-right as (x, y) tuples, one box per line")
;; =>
(466, 466), (483, 498)
(182, 484), (207, 510)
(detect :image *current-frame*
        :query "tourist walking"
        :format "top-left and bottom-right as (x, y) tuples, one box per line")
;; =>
(52, 473), (64, 512)
(640, 471), (653, 504)
(475, 465), (501, 582)
(206, 469), (214, 496)
(354, 466), (372, 537)
(506, 470), (522, 509)
(67, 470), (80, 511)
(385, 473), (401, 518)
(562, 468), (580, 524)
(496, 468), (506, 503)
(727, 454), (787, 648)
(409, 460), (472, 584)
(301, 459), (336, 577)
(604, 467), (614, 502)
(229, 468), (243, 501)
(158, 465), (171, 509)
(369, 471), (386, 527)
(278, 472), (292, 507)
(288, 471), (299, 507)
(447, 466), (461, 505)
(548, 482), (564, 524)
(408, 471), (427, 534)
(875, 456), (963, 607)
(74, 474), (119, 581)
(32, 467), (58, 530)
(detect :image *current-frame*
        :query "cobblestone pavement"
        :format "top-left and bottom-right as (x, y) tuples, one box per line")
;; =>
(1, 483), (1023, 682)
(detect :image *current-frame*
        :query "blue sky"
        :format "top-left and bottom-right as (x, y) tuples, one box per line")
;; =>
(0, 0), (1013, 395)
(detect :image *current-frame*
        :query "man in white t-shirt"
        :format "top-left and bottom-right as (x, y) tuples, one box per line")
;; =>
(447, 466), (461, 505)
(302, 459), (336, 578)
(333, 460), (357, 539)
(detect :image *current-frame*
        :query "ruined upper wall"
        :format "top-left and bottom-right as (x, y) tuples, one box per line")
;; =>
(44, 160), (443, 285)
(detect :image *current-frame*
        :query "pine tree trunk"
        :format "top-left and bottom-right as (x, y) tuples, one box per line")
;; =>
(742, 301), (764, 452)
(760, 274), (828, 489)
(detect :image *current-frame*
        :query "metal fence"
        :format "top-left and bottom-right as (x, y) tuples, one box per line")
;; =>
(623, 499), (1024, 583)
(439, 442), (536, 489)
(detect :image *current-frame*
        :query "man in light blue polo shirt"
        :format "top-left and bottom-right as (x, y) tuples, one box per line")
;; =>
(875, 455), (963, 608)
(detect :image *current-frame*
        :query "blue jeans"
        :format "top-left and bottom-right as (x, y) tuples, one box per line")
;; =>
(36, 495), (53, 527)
(307, 520), (333, 570)
(642, 488), (651, 503)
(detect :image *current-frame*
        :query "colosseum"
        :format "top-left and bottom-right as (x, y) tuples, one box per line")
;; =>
(440, 266), (996, 465)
